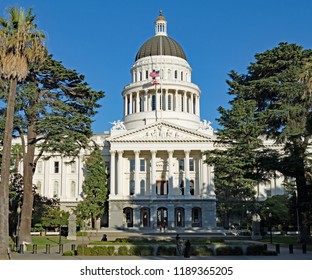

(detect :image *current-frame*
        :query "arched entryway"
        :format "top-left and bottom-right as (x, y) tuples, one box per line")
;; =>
(192, 207), (202, 227)
(140, 207), (150, 227)
(157, 207), (168, 229)
(175, 207), (185, 227)
(123, 207), (133, 227)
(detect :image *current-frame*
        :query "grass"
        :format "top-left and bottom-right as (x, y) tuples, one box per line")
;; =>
(28, 236), (71, 250)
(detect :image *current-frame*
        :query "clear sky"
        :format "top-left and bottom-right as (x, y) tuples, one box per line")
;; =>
(1, 0), (312, 134)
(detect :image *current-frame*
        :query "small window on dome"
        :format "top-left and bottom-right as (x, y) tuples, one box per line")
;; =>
(174, 70), (178, 79)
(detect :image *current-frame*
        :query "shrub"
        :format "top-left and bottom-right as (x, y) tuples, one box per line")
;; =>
(63, 250), (75, 256)
(91, 246), (109, 256)
(118, 246), (129, 255)
(156, 246), (176, 256)
(246, 244), (264, 255)
(215, 246), (240, 256)
(232, 246), (243, 255)
(115, 238), (129, 243)
(129, 246), (154, 256)
(76, 244), (91, 256)
(192, 246), (214, 256)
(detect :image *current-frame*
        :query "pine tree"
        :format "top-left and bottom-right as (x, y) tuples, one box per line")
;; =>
(76, 145), (108, 229)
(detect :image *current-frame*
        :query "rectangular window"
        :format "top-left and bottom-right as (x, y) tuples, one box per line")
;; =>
(129, 180), (135, 195)
(179, 159), (184, 171)
(54, 161), (59, 173)
(130, 159), (135, 172)
(140, 159), (145, 172)
(156, 180), (168, 195)
(189, 159), (194, 171)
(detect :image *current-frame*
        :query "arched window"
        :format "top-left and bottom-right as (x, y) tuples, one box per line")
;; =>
(157, 207), (168, 229)
(175, 207), (185, 227)
(140, 180), (145, 195)
(141, 207), (150, 227)
(123, 208), (133, 227)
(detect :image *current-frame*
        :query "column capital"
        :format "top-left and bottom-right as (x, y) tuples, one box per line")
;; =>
(184, 150), (191, 155)
(110, 150), (116, 155)
(167, 150), (174, 156)
(117, 150), (124, 155)
(151, 150), (157, 155)
(134, 150), (140, 155)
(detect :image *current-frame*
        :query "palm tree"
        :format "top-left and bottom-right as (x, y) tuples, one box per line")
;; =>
(0, 7), (45, 259)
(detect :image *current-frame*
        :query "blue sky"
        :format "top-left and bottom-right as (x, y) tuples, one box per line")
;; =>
(1, 0), (312, 134)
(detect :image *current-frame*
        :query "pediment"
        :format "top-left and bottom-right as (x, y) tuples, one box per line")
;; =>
(107, 121), (214, 143)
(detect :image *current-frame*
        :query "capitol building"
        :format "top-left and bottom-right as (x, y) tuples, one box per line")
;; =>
(19, 12), (286, 231)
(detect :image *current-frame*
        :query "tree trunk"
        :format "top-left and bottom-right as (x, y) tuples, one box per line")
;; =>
(19, 125), (37, 243)
(296, 174), (311, 244)
(0, 79), (17, 259)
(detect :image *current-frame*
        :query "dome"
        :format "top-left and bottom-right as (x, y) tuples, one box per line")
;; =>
(135, 35), (187, 61)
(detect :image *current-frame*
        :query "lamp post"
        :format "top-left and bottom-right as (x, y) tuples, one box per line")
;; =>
(269, 212), (273, 244)
(16, 204), (22, 252)
(59, 213), (62, 245)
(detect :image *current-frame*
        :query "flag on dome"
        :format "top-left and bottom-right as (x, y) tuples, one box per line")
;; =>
(150, 70), (160, 78)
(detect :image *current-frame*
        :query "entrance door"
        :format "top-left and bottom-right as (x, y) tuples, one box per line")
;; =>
(141, 208), (150, 227)
(157, 207), (168, 229)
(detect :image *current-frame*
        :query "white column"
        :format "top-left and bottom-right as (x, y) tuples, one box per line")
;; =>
(168, 150), (174, 196)
(191, 93), (194, 114)
(183, 91), (187, 112)
(144, 92), (147, 112)
(164, 89), (168, 111)
(123, 95), (127, 116)
(174, 90), (178, 112)
(196, 94), (200, 116)
(110, 151), (116, 196)
(134, 150), (140, 196)
(129, 93), (133, 114)
(117, 150), (124, 195)
(209, 165), (216, 196)
(151, 150), (157, 197)
(136, 92), (140, 113)
(184, 150), (190, 196)
(201, 152), (208, 196)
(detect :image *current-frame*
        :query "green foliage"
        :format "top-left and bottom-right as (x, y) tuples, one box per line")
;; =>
(156, 245), (176, 256)
(75, 145), (108, 227)
(76, 244), (91, 256)
(210, 42), (312, 243)
(259, 195), (292, 228)
(246, 244), (265, 255)
(63, 250), (75, 256)
(192, 246), (214, 256)
(215, 246), (243, 256)
(117, 246), (129, 255)
(129, 246), (154, 256)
